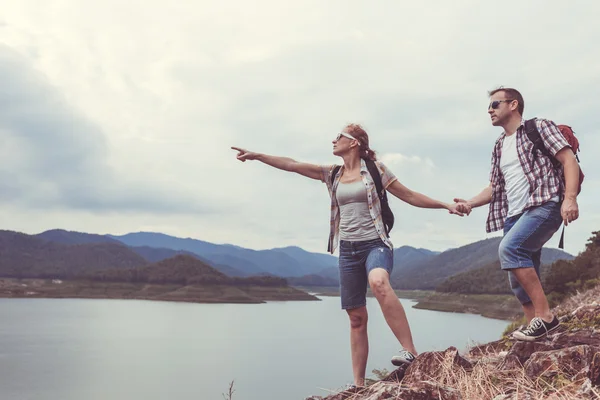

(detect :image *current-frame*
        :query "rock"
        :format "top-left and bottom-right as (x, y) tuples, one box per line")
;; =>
(577, 378), (595, 398)
(524, 345), (597, 382)
(591, 351), (600, 386)
(571, 304), (600, 321)
(491, 395), (515, 400)
(306, 381), (461, 400)
(380, 364), (408, 383)
(499, 341), (557, 370)
(468, 339), (508, 358)
(396, 381), (462, 400)
(551, 329), (600, 348)
(402, 347), (472, 387)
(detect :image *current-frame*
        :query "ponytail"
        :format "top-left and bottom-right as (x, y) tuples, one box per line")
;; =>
(361, 147), (377, 161)
(345, 123), (377, 161)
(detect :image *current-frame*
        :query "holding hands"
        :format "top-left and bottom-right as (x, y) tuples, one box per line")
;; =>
(450, 198), (473, 216)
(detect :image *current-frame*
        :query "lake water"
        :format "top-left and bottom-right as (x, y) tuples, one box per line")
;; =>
(0, 296), (509, 400)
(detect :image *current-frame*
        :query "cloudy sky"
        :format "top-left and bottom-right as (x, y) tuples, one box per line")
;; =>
(1, 1), (598, 257)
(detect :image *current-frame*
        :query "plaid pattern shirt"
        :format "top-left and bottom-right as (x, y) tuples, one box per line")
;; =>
(486, 118), (569, 232)
(321, 159), (397, 254)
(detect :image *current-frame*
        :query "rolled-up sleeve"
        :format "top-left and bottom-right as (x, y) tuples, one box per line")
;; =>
(375, 161), (398, 189)
(537, 119), (570, 157)
(320, 164), (335, 189)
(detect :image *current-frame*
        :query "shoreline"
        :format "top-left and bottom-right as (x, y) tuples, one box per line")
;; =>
(0, 278), (320, 304)
(295, 286), (520, 321)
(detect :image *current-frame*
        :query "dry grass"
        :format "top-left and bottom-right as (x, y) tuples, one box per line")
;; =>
(222, 380), (235, 400)
(438, 361), (589, 399)
(553, 285), (600, 316)
(316, 285), (600, 400)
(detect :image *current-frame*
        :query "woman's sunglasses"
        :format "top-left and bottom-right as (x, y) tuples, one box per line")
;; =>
(334, 132), (360, 145)
(488, 99), (514, 110)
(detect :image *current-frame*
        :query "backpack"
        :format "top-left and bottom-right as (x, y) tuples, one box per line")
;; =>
(330, 159), (395, 237)
(524, 118), (584, 249)
(524, 118), (584, 194)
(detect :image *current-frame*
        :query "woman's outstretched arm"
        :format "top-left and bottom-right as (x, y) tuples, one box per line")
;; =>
(386, 179), (465, 216)
(231, 147), (323, 181)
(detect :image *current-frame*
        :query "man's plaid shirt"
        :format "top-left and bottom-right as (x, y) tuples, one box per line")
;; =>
(486, 118), (570, 233)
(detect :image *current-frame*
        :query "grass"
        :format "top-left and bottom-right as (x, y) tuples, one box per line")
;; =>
(349, 348), (597, 400)
(222, 380), (235, 400)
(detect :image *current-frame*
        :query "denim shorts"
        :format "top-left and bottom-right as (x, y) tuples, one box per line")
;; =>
(338, 238), (394, 310)
(499, 200), (563, 304)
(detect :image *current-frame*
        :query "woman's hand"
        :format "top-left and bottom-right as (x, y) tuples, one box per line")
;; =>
(446, 202), (466, 217)
(232, 147), (260, 162)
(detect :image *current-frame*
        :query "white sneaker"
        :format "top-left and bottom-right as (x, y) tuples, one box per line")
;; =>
(391, 349), (416, 366)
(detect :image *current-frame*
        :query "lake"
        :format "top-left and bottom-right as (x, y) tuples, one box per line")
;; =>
(0, 296), (509, 400)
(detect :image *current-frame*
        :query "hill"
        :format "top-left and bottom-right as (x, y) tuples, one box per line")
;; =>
(0, 230), (147, 278)
(109, 232), (338, 277)
(391, 237), (573, 290)
(82, 254), (283, 287)
(31, 230), (338, 278)
(35, 229), (120, 245)
(0, 231), (318, 304)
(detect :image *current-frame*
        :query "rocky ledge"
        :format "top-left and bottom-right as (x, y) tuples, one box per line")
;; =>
(306, 287), (600, 400)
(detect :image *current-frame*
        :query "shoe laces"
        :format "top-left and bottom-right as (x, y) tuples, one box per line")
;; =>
(522, 317), (544, 335)
(397, 350), (414, 359)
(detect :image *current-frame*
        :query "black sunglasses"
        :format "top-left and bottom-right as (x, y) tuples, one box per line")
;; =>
(488, 99), (514, 110)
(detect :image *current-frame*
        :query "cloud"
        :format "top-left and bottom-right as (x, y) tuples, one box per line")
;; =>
(380, 153), (435, 169)
(0, 0), (599, 257)
(0, 45), (215, 214)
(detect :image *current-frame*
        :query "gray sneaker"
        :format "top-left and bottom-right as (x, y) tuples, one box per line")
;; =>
(391, 349), (416, 366)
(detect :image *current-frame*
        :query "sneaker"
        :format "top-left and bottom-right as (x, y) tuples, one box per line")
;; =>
(342, 384), (363, 394)
(391, 349), (416, 366)
(512, 316), (560, 341)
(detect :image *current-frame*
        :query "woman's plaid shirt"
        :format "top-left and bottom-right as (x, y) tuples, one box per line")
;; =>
(486, 118), (569, 233)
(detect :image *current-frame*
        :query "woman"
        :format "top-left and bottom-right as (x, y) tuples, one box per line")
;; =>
(232, 123), (464, 388)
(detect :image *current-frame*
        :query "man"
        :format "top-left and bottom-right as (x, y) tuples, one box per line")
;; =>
(454, 87), (580, 341)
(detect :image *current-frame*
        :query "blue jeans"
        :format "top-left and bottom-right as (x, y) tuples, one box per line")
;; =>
(338, 238), (394, 310)
(500, 200), (563, 304)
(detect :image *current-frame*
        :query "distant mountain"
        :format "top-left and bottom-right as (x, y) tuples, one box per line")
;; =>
(109, 232), (338, 277)
(84, 254), (290, 288)
(0, 230), (147, 278)
(390, 245), (439, 281)
(394, 246), (439, 265)
(127, 245), (201, 263)
(108, 232), (224, 254)
(273, 246), (338, 269)
(436, 260), (512, 294)
(36, 230), (246, 277)
(36, 229), (120, 245)
(285, 274), (340, 287)
(391, 237), (574, 290)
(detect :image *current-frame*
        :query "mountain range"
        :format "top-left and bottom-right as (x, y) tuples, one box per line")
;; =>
(389, 237), (574, 290)
(0, 229), (575, 292)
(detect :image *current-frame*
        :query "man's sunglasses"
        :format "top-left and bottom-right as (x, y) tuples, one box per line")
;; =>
(334, 132), (360, 145)
(488, 99), (514, 110)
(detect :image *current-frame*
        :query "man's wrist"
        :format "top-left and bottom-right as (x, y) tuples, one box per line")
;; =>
(564, 193), (578, 201)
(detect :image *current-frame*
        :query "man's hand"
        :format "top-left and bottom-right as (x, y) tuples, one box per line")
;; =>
(561, 197), (579, 226)
(453, 198), (472, 216)
(231, 147), (259, 162)
(447, 202), (466, 217)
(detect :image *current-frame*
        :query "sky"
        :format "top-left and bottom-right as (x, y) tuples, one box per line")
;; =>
(0, 0), (598, 257)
